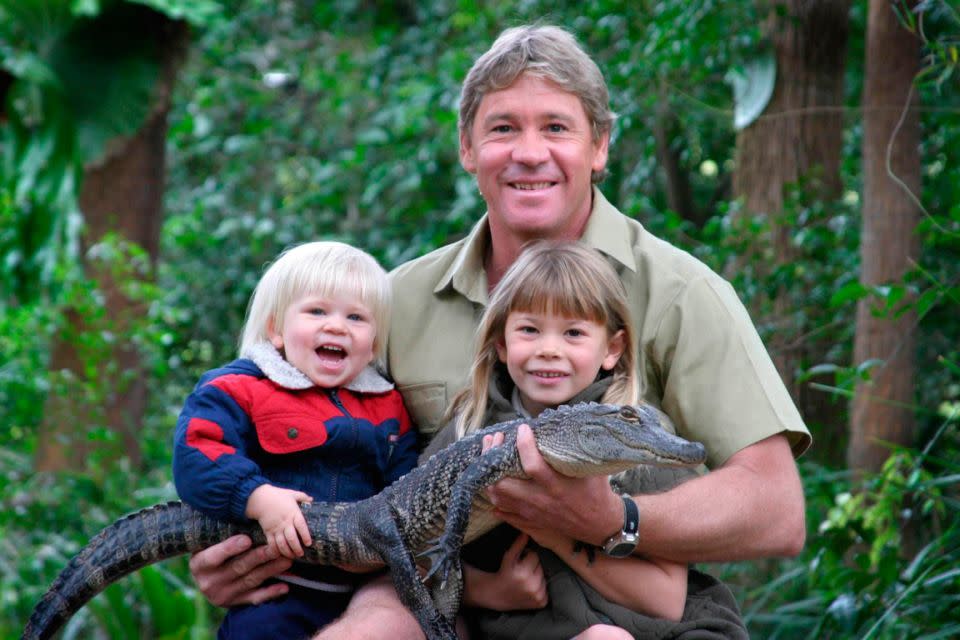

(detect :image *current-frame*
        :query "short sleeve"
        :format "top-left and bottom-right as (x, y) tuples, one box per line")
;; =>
(650, 276), (811, 467)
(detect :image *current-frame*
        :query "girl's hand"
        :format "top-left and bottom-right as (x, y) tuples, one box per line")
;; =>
(464, 533), (548, 611)
(246, 484), (313, 559)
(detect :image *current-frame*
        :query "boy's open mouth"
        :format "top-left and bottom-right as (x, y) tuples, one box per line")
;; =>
(316, 345), (347, 361)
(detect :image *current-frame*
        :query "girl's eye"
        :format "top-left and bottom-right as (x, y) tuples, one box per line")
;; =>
(566, 328), (584, 337)
(309, 307), (327, 316)
(347, 313), (365, 322)
(518, 325), (538, 334)
(546, 123), (566, 133)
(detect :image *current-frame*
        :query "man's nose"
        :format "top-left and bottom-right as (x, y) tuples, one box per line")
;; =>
(512, 131), (549, 165)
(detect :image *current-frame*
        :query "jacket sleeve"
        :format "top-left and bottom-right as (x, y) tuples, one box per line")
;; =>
(172, 374), (271, 522)
(383, 391), (419, 485)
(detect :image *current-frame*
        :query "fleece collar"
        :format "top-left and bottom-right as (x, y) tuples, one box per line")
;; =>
(241, 342), (394, 394)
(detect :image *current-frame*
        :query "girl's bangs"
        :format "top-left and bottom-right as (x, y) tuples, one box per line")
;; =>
(507, 268), (606, 323)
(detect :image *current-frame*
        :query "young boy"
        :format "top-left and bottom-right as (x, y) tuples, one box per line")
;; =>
(173, 241), (418, 639)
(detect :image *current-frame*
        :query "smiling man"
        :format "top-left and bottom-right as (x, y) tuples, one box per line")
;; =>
(190, 25), (811, 640)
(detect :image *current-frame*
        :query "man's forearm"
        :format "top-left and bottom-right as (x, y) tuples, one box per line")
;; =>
(633, 434), (805, 563)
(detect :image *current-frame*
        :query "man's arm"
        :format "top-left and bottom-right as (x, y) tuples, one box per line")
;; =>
(188, 534), (292, 607)
(487, 425), (805, 563)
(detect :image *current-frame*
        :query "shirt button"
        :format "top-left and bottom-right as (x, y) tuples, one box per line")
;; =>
(287, 428), (298, 439)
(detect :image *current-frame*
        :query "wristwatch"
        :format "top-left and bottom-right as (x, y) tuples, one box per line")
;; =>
(602, 494), (640, 557)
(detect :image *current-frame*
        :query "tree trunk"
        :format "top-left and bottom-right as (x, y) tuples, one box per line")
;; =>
(849, 0), (921, 473)
(35, 16), (189, 472)
(733, 0), (850, 462)
(653, 85), (701, 227)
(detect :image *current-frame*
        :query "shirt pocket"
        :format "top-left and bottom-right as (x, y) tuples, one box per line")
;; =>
(397, 382), (447, 435)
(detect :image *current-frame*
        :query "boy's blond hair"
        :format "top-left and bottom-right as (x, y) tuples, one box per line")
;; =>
(451, 241), (639, 438)
(239, 241), (391, 364)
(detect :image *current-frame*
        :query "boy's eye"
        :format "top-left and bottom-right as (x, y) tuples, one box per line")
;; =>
(566, 328), (584, 337)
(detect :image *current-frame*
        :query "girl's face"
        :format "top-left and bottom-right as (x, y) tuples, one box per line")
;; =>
(496, 310), (625, 417)
(269, 293), (377, 388)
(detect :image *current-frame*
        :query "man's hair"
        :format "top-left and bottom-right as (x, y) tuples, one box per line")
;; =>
(459, 25), (617, 181)
(239, 241), (391, 363)
(450, 241), (639, 437)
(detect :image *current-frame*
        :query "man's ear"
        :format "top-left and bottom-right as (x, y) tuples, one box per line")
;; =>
(592, 130), (611, 175)
(601, 329), (626, 371)
(459, 128), (477, 174)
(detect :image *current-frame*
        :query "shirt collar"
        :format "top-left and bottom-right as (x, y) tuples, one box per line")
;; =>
(433, 187), (637, 303)
(580, 187), (638, 273)
(434, 214), (492, 305)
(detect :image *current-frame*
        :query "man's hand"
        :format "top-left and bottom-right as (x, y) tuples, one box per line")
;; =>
(189, 534), (293, 607)
(486, 424), (622, 546)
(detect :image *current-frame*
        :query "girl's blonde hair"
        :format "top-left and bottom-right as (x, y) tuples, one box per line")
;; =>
(452, 241), (638, 438)
(239, 241), (391, 364)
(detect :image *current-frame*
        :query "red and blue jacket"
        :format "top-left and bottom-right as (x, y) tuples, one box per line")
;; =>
(172, 346), (418, 525)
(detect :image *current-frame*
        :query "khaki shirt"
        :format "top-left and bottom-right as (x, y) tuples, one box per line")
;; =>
(387, 188), (811, 468)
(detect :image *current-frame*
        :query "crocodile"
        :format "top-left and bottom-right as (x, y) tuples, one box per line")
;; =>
(22, 401), (706, 640)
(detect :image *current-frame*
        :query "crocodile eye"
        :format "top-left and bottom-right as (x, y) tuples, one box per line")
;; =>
(618, 406), (639, 422)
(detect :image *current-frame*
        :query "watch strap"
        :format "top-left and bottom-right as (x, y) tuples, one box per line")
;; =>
(621, 493), (639, 536)
(602, 494), (640, 557)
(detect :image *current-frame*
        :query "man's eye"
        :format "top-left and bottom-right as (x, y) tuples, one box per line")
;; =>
(546, 123), (566, 133)
(492, 124), (512, 133)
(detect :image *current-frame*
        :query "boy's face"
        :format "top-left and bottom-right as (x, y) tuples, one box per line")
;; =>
(269, 293), (377, 388)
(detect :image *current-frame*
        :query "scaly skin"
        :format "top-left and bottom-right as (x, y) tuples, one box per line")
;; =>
(22, 401), (706, 640)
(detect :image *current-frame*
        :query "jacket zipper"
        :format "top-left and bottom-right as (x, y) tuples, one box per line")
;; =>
(325, 388), (355, 499)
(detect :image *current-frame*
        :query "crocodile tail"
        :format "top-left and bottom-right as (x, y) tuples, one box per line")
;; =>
(21, 501), (255, 640)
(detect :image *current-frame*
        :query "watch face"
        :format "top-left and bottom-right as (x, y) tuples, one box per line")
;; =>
(605, 542), (636, 558)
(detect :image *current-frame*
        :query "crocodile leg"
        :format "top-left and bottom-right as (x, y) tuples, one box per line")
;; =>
(429, 559), (463, 623)
(422, 445), (514, 585)
(360, 498), (458, 640)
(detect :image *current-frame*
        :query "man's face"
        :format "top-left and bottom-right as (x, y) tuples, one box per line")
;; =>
(460, 73), (609, 244)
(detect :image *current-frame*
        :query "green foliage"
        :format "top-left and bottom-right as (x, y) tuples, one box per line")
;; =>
(0, 0), (212, 302)
(742, 414), (960, 639)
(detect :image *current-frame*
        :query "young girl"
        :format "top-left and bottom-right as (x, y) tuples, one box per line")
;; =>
(172, 241), (418, 640)
(422, 241), (689, 639)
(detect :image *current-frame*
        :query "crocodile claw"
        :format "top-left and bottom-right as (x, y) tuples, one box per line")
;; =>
(419, 537), (456, 586)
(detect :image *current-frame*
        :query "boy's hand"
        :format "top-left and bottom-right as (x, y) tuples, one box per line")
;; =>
(245, 484), (313, 559)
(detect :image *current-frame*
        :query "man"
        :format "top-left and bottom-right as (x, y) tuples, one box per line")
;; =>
(189, 25), (810, 639)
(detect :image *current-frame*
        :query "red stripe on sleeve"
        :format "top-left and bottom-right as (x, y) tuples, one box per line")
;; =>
(186, 417), (237, 461)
